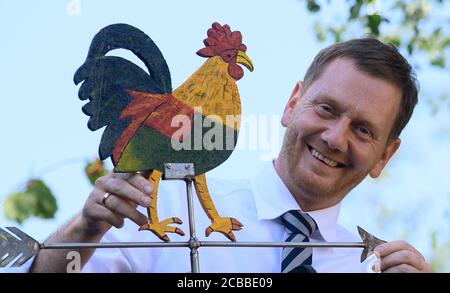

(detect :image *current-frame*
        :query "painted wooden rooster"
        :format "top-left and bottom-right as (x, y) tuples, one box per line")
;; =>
(74, 22), (253, 241)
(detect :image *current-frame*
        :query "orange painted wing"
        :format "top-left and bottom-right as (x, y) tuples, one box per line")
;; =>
(112, 90), (194, 164)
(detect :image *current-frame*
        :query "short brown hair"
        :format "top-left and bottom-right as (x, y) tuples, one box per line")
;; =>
(302, 37), (418, 141)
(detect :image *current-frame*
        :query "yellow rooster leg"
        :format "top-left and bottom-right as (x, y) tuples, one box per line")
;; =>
(193, 173), (243, 242)
(139, 169), (185, 241)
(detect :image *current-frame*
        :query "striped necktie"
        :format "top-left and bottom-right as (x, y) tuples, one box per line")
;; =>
(281, 210), (318, 273)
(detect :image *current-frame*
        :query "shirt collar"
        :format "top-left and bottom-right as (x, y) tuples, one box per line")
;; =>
(251, 161), (342, 242)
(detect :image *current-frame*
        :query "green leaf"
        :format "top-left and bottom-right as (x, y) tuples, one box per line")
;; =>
(366, 14), (382, 36)
(3, 192), (35, 224)
(84, 158), (108, 185)
(349, 0), (363, 20)
(27, 179), (57, 219)
(431, 231), (438, 249)
(383, 35), (401, 47)
(431, 55), (445, 68)
(407, 40), (414, 55)
(329, 25), (347, 43)
(313, 22), (327, 42)
(306, 0), (320, 12)
(3, 179), (57, 224)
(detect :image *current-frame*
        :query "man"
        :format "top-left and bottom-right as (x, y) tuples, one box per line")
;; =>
(29, 37), (432, 273)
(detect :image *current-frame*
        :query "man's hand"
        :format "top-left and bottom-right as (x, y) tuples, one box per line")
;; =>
(81, 172), (152, 236)
(29, 172), (152, 272)
(375, 240), (432, 273)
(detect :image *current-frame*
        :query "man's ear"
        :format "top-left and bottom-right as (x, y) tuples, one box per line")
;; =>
(369, 138), (401, 178)
(281, 81), (303, 127)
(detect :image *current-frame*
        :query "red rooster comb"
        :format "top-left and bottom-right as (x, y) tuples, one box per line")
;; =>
(197, 22), (252, 80)
(197, 22), (247, 57)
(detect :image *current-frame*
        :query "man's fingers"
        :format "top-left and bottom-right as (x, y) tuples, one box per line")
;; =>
(82, 172), (153, 235)
(96, 176), (151, 207)
(380, 250), (423, 271)
(100, 194), (148, 226)
(91, 205), (125, 229)
(112, 172), (154, 195)
(375, 240), (432, 273)
(383, 264), (420, 273)
(375, 240), (421, 258)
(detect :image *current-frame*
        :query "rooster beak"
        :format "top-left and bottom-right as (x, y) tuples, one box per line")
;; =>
(236, 51), (254, 72)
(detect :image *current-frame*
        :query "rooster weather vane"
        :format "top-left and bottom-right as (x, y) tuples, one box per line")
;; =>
(74, 22), (252, 242)
(1, 23), (385, 272)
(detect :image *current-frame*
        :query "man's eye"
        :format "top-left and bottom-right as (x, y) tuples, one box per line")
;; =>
(356, 125), (371, 136)
(318, 104), (334, 115)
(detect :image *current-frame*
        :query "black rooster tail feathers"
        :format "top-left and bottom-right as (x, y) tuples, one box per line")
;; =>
(74, 23), (173, 161)
(74, 23), (172, 93)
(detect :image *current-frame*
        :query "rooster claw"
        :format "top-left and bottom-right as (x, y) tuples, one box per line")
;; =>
(205, 217), (243, 242)
(139, 217), (185, 242)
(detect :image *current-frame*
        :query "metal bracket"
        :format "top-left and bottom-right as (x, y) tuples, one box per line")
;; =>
(164, 162), (199, 273)
(164, 163), (195, 180)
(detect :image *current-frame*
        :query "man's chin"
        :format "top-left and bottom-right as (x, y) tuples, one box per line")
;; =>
(297, 174), (337, 200)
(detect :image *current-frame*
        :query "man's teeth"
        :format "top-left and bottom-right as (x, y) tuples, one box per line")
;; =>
(310, 148), (339, 167)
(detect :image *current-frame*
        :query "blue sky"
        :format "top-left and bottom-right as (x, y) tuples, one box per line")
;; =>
(1, 0), (449, 271)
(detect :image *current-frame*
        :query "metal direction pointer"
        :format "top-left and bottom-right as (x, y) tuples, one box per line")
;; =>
(0, 225), (385, 268)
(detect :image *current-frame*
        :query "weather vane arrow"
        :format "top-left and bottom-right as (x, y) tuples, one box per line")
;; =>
(0, 227), (40, 267)
(1, 225), (385, 268)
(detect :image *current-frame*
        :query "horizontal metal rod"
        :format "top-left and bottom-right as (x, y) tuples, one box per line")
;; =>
(40, 241), (366, 250)
(41, 242), (190, 249)
(200, 241), (366, 248)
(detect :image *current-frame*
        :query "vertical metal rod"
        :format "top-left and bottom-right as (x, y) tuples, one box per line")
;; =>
(185, 178), (200, 273)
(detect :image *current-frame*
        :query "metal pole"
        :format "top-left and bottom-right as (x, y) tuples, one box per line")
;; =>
(40, 242), (189, 249)
(37, 241), (366, 250)
(185, 178), (200, 273)
(200, 241), (366, 248)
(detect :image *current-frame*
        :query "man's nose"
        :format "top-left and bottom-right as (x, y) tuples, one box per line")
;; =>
(320, 118), (350, 153)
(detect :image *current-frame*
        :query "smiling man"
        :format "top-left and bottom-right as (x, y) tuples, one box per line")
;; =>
(276, 57), (402, 212)
(273, 39), (430, 272)
(29, 37), (432, 273)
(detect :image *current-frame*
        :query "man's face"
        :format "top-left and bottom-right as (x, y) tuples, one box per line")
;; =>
(276, 58), (402, 210)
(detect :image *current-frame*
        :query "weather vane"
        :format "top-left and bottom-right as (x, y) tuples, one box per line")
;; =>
(1, 22), (385, 273)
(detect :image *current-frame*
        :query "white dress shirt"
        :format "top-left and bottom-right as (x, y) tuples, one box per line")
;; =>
(80, 161), (367, 273)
